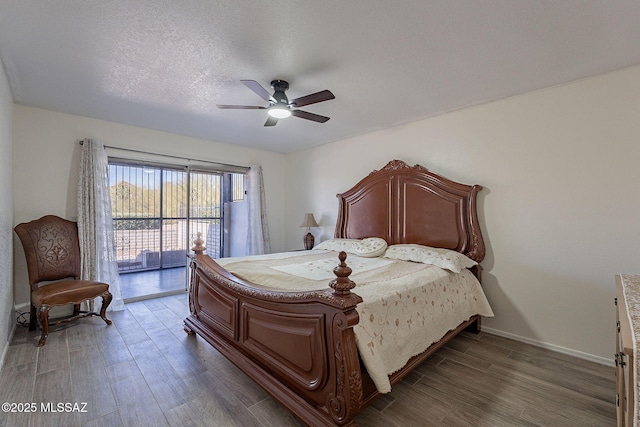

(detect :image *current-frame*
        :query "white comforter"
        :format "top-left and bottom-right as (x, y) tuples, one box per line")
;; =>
(216, 250), (494, 393)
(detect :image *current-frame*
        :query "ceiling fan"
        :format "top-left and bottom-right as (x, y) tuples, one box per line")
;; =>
(217, 80), (335, 126)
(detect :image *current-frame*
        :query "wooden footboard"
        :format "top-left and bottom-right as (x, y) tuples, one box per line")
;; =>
(184, 252), (366, 426)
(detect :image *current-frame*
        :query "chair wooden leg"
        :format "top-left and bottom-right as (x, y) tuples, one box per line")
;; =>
(73, 303), (80, 316)
(37, 305), (51, 347)
(29, 304), (37, 331)
(99, 291), (113, 325)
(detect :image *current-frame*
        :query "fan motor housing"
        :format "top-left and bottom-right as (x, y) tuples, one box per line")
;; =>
(270, 80), (289, 104)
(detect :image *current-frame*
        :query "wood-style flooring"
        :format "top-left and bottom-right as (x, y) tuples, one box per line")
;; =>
(0, 293), (616, 427)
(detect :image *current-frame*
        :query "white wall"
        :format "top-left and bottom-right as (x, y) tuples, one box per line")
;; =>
(13, 106), (287, 306)
(0, 59), (14, 365)
(285, 65), (640, 362)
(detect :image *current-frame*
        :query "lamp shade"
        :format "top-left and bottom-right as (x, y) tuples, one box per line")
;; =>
(300, 213), (319, 228)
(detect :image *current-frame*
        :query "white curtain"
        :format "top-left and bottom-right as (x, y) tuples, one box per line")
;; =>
(246, 165), (271, 255)
(77, 139), (125, 311)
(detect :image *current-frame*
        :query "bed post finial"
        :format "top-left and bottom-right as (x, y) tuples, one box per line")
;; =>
(192, 232), (206, 255)
(329, 251), (356, 296)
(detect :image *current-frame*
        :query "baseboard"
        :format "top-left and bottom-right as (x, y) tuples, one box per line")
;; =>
(13, 302), (29, 312)
(0, 322), (17, 370)
(482, 327), (614, 367)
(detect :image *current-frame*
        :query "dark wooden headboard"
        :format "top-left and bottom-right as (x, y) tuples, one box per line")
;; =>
(334, 160), (485, 263)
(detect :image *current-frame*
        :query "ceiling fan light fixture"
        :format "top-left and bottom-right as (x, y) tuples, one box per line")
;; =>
(268, 105), (292, 119)
(218, 80), (334, 126)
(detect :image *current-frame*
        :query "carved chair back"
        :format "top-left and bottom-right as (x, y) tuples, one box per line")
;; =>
(14, 215), (82, 290)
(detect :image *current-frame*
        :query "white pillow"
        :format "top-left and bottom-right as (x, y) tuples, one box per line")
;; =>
(383, 244), (477, 273)
(354, 237), (388, 258)
(314, 238), (360, 253)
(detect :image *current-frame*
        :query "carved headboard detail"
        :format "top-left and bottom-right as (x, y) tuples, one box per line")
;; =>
(334, 160), (485, 263)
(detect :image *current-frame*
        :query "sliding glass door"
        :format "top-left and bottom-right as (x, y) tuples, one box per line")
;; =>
(109, 159), (245, 299)
(110, 163), (189, 273)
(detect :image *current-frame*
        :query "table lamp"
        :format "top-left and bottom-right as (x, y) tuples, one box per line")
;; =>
(300, 213), (319, 250)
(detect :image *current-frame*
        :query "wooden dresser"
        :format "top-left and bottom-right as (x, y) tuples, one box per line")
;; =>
(616, 274), (639, 427)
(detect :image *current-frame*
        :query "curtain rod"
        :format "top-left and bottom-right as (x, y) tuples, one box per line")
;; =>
(78, 140), (249, 171)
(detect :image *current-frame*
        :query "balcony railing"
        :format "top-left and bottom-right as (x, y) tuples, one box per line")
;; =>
(114, 218), (221, 273)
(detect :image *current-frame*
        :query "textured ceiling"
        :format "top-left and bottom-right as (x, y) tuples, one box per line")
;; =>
(1, 1), (640, 153)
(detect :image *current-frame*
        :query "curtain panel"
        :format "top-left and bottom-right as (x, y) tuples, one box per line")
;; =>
(77, 139), (125, 311)
(246, 165), (271, 255)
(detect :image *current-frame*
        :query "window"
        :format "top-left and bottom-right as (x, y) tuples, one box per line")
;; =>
(109, 160), (245, 274)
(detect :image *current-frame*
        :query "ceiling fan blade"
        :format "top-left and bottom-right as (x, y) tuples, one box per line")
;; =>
(289, 90), (335, 108)
(291, 109), (330, 123)
(264, 116), (279, 126)
(241, 80), (275, 102)
(216, 104), (266, 109)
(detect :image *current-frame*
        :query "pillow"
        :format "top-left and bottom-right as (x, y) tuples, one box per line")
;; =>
(354, 237), (388, 258)
(383, 244), (477, 273)
(314, 238), (360, 253)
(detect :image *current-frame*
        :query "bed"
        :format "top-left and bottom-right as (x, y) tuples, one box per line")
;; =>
(184, 159), (492, 426)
